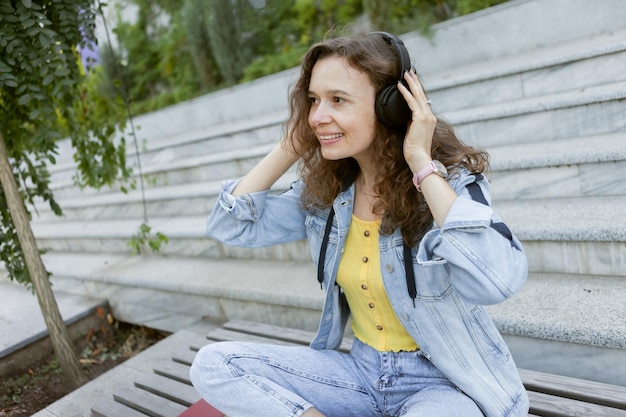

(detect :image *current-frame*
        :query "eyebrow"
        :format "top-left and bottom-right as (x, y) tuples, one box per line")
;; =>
(308, 89), (353, 97)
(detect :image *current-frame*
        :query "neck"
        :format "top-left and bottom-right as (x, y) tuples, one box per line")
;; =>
(353, 173), (381, 221)
(357, 172), (375, 193)
(356, 172), (378, 198)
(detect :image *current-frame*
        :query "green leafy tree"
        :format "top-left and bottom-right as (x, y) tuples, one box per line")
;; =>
(0, 0), (128, 388)
(91, 0), (511, 115)
(99, 0), (204, 115)
(367, 0), (511, 35)
(207, 0), (251, 85)
(181, 0), (218, 90)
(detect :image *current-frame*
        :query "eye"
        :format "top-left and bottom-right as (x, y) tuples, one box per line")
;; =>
(333, 96), (345, 104)
(308, 96), (318, 105)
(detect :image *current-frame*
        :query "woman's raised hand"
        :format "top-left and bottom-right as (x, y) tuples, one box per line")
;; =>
(397, 69), (438, 173)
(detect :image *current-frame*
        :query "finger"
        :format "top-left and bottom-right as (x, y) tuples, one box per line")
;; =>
(397, 76), (422, 110)
(403, 69), (430, 107)
(398, 80), (432, 120)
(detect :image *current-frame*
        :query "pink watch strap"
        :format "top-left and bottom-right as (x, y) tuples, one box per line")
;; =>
(412, 161), (436, 192)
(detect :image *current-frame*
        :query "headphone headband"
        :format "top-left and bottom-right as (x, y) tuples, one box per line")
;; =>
(368, 31), (412, 85)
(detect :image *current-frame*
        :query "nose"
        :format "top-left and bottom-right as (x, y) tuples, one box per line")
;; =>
(309, 101), (332, 127)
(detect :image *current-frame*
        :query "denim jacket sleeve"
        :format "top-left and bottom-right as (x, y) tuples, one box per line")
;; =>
(416, 170), (527, 305)
(205, 179), (308, 247)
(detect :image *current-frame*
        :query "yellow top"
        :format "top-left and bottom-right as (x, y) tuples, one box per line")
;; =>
(336, 215), (418, 352)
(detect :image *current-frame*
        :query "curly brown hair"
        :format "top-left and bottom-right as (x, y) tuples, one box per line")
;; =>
(285, 31), (489, 246)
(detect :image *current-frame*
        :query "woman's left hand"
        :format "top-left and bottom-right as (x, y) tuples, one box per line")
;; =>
(397, 69), (457, 226)
(397, 69), (438, 173)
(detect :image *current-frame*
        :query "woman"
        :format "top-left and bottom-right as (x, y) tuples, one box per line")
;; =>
(190, 31), (529, 417)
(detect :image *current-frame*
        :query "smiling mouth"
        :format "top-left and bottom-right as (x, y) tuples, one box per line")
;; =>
(319, 133), (344, 141)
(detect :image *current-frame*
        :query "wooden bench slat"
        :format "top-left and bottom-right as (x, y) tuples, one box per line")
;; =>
(135, 372), (201, 407)
(172, 349), (197, 366)
(519, 368), (626, 410)
(154, 361), (192, 385)
(223, 319), (318, 341)
(189, 343), (203, 352)
(206, 326), (303, 345)
(91, 397), (150, 417)
(113, 385), (187, 417)
(528, 390), (626, 417)
(223, 319), (353, 351)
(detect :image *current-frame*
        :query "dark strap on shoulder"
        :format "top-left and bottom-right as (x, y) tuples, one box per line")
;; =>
(466, 173), (489, 205)
(466, 174), (513, 243)
(317, 207), (335, 288)
(403, 243), (417, 306)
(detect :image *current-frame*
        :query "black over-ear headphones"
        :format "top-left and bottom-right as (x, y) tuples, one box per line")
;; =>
(370, 31), (413, 128)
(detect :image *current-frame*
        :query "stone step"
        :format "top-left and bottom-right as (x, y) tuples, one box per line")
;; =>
(32, 180), (221, 222)
(493, 196), (626, 277)
(488, 131), (626, 200)
(31, 169), (296, 222)
(31, 195), (626, 276)
(37, 252), (626, 354)
(50, 118), (282, 196)
(50, 71), (626, 198)
(448, 79), (626, 148)
(32, 129), (625, 223)
(46, 77), (626, 207)
(426, 27), (626, 112)
(41, 252), (324, 333)
(401, 0), (626, 75)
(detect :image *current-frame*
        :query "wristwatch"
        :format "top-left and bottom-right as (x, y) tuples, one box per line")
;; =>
(412, 160), (447, 192)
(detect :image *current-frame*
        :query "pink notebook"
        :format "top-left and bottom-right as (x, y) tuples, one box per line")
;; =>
(178, 399), (224, 417)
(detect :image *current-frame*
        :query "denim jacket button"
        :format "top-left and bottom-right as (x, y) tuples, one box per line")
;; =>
(386, 264), (393, 272)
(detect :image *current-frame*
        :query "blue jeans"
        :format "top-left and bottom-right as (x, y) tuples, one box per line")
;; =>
(190, 339), (484, 417)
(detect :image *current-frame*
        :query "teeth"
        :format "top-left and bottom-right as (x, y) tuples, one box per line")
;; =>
(320, 133), (343, 140)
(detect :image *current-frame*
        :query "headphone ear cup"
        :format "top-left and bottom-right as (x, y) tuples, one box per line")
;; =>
(375, 85), (411, 128)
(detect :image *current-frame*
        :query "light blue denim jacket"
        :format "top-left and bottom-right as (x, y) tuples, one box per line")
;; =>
(206, 169), (529, 417)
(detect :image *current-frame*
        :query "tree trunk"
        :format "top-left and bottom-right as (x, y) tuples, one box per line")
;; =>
(0, 131), (87, 388)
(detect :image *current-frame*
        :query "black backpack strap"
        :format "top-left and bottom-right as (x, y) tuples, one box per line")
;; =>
(466, 174), (513, 243)
(317, 207), (335, 288)
(403, 243), (417, 307)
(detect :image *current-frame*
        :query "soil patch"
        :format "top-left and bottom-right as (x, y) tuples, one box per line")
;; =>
(0, 321), (168, 417)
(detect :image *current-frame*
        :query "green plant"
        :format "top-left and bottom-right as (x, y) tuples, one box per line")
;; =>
(128, 221), (169, 255)
(1, 358), (60, 406)
(457, 0), (509, 15)
(241, 46), (309, 82)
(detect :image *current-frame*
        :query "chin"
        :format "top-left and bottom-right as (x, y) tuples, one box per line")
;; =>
(320, 149), (346, 161)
